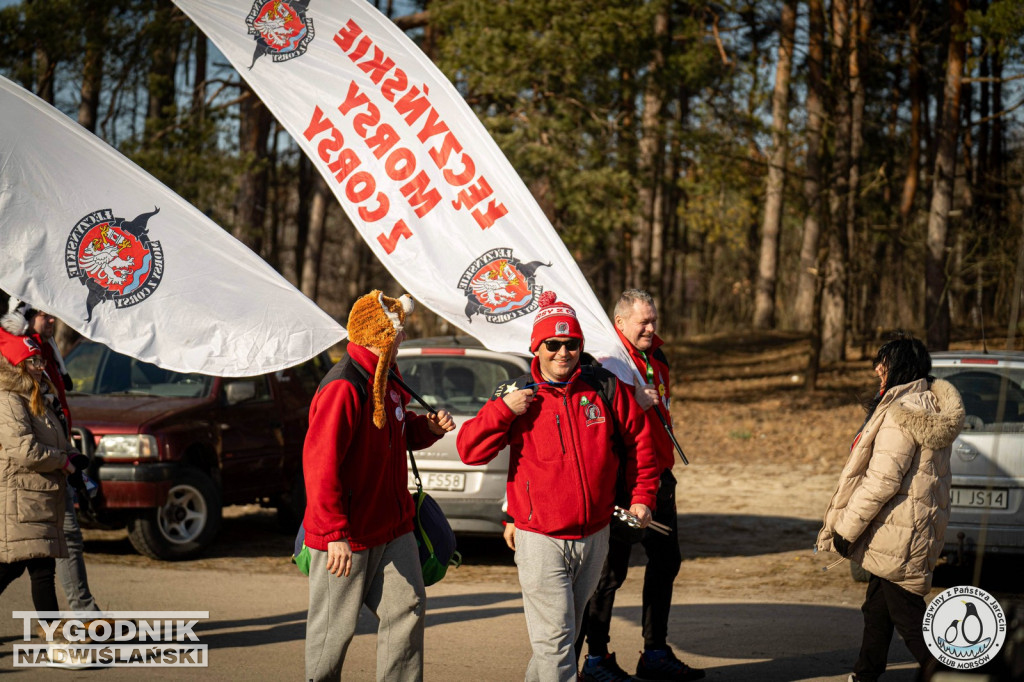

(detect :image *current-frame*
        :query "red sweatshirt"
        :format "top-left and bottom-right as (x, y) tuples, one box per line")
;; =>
(301, 343), (441, 551)
(457, 357), (658, 539)
(615, 328), (675, 472)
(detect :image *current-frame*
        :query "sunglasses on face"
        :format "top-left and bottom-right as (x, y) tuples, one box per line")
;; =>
(25, 356), (45, 368)
(542, 338), (581, 353)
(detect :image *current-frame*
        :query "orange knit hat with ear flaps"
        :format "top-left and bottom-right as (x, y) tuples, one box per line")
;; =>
(346, 290), (414, 429)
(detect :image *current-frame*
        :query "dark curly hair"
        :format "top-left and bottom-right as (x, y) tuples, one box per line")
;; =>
(865, 331), (932, 414)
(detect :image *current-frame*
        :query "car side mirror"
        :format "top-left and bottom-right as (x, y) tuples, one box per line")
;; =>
(223, 380), (258, 406)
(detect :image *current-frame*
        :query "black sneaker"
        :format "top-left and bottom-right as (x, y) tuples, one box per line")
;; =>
(635, 647), (705, 681)
(581, 652), (635, 682)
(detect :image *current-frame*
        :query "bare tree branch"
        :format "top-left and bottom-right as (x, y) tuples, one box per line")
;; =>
(970, 95), (1024, 126)
(962, 72), (1024, 84)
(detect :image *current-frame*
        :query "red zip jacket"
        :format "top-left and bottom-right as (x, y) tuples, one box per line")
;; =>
(301, 343), (441, 551)
(616, 328), (675, 472)
(457, 357), (658, 539)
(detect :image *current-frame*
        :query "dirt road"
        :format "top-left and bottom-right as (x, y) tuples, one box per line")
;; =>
(0, 459), (942, 681)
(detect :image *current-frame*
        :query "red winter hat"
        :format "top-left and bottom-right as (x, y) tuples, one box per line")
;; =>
(0, 327), (41, 366)
(530, 291), (584, 352)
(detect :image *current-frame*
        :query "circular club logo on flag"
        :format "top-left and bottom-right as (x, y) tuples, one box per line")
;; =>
(458, 248), (550, 324)
(923, 586), (1006, 669)
(246, 0), (314, 65)
(65, 208), (164, 321)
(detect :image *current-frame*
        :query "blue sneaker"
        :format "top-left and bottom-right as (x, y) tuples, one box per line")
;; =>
(635, 648), (705, 681)
(581, 652), (634, 681)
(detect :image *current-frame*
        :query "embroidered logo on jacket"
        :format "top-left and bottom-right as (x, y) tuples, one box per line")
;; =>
(584, 402), (605, 426)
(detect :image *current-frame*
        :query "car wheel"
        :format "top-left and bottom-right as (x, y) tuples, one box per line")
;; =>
(127, 468), (222, 560)
(276, 470), (306, 534)
(850, 561), (870, 583)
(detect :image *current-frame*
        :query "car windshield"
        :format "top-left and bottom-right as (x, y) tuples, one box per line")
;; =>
(932, 365), (1024, 433)
(65, 341), (214, 399)
(397, 355), (524, 415)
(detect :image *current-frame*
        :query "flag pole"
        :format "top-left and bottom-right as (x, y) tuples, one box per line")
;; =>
(631, 367), (689, 466)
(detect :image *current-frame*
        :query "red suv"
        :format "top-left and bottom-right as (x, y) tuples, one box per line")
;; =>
(64, 340), (331, 560)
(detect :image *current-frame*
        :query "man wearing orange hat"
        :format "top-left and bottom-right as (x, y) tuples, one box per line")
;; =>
(302, 291), (455, 682)
(458, 290), (660, 682)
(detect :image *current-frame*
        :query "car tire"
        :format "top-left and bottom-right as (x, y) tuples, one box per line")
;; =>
(850, 561), (871, 583)
(127, 468), (222, 560)
(276, 470), (306, 534)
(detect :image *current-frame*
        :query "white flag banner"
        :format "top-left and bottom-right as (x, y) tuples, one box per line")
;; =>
(172, 0), (636, 381)
(0, 76), (345, 377)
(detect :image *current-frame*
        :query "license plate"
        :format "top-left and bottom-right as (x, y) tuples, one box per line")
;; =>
(950, 487), (1009, 509)
(408, 472), (465, 492)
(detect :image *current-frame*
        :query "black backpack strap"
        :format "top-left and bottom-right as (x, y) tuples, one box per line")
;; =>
(489, 373), (533, 401)
(578, 363), (618, 411)
(317, 354), (370, 403)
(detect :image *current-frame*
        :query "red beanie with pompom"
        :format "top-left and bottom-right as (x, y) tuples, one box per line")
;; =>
(0, 328), (41, 367)
(530, 291), (583, 352)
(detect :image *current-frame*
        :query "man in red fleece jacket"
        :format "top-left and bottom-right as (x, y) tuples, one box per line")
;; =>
(457, 291), (659, 682)
(303, 291), (454, 682)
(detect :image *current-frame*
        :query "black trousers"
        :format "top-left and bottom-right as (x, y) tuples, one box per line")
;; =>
(577, 469), (682, 658)
(0, 557), (60, 616)
(853, 573), (934, 681)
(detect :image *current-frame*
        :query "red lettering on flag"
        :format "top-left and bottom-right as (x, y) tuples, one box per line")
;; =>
(377, 219), (413, 255)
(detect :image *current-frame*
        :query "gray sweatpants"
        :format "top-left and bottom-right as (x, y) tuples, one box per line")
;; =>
(305, 532), (425, 682)
(514, 526), (610, 682)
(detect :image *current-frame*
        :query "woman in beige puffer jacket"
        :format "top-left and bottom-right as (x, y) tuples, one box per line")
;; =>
(0, 327), (79, 620)
(817, 333), (964, 681)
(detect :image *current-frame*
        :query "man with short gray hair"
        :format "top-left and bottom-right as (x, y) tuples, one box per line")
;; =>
(579, 289), (703, 681)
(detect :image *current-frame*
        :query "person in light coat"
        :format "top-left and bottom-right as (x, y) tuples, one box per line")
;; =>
(0, 327), (86, 627)
(817, 332), (964, 682)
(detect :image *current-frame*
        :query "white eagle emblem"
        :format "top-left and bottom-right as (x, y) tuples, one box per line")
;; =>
(253, 1), (298, 48)
(79, 225), (135, 286)
(471, 261), (520, 307)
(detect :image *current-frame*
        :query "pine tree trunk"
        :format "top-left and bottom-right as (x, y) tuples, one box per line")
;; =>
(899, 11), (923, 218)
(794, 0), (827, 331)
(78, 9), (104, 132)
(301, 177), (330, 301)
(822, 0), (852, 363)
(145, 4), (182, 138)
(925, 0), (966, 351)
(234, 85), (272, 255)
(645, 3), (669, 304)
(753, 0), (797, 329)
(845, 0), (871, 342)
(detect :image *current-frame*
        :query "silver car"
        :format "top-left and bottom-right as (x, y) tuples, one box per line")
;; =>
(396, 337), (530, 535)
(931, 351), (1024, 560)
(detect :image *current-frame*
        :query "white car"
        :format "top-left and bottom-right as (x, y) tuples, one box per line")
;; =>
(931, 351), (1024, 561)
(396, 337), (530, 535)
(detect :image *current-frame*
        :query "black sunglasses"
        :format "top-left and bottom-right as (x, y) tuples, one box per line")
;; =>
(542, 338), (581, 353)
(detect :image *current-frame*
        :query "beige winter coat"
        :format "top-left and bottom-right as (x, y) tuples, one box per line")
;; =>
(0, 356), (69, 563)
(817, 378), (964, 595)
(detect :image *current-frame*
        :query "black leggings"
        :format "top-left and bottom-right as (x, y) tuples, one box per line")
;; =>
(0, 557), (60, 616)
